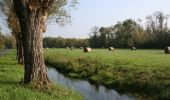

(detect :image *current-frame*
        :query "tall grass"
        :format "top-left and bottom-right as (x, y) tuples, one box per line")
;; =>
(45, 49), (170, 100)
(0, 50), (82, 100)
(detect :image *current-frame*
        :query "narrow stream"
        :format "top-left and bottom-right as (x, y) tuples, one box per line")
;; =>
(48, 67), (136, 100)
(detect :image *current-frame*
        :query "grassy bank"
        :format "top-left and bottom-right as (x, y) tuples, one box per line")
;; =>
(45, 49), (170, 100)
(0, 50), (82, 100)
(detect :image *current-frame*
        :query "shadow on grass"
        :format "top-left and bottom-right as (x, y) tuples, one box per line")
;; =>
(154, 52), (165, 55)
(0, 80), (19, 86)
(0, 62), (18, 65)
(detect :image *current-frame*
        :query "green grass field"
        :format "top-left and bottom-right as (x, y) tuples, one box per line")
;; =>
(0, 50), (82, 100)
(45, 48), (170, 100)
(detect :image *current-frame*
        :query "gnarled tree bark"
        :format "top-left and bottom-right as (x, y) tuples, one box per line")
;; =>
(13, 0), (53, 86)
(18, 33), (24, 64)
(16, 33), (24, 65)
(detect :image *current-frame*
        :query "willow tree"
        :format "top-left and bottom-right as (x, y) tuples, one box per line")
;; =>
(12, 0), (77, 86)
(0, 0), (24, 64)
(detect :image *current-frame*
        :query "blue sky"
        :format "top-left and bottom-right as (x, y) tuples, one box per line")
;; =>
(45, 0), (170, 38)
(1, 0), (170, 38)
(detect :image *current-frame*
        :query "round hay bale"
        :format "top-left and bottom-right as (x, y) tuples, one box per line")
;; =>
(131, 46), (136, 50)
(165, 46), (170, 54)
(109, 47), (114, 51)
(66, 47), (69, 49)
(70, 47), (74, 50)
(80, 47), (83, 49)
(84, 47), (92, 52)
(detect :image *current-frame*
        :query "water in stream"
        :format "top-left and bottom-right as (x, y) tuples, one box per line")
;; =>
(48, 67), (136, 100)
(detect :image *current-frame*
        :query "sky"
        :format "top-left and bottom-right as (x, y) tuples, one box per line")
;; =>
(1, 0), (170, 38)
(44, 0), (170, 38)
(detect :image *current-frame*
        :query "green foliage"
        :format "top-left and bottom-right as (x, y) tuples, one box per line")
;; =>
(0, 0), (78, 34)
(89, 19), (144, 48)
(0, 29), (15, 49)
(43, 37), (89, 48)
(48, 0), (78, 25)
(0, 28), (5, 49)
(44, 49), (170, 100)
(89, 11), (170, 49)
(0, 50), (82, 100)
(4, 35), (16, 49)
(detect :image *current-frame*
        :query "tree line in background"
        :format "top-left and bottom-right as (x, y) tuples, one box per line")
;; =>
(89, 11), (170, 49)
(1, 11), (170, 49)
(44, 11), (170, 49)
(0, 28), (16, 49)
(43, 37), (89, 48)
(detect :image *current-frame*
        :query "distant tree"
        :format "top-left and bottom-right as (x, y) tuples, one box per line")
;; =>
(4, 35), (16, 49)
(113, 19), (142, 47)
(89, 26), (101, 48)
(43, 37), (89, 48)
(0, 27), (5, 49)
(0, 0), (24, 64)
(0, 37), (4, 49)
(99, 27), (109, 47)
(145, 11), (170, 48)
(88, 11), (170, 49)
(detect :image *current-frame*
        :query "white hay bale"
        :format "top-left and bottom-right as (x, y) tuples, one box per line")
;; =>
(70, 47), (74, 50)
(109, 47), (114, 51)
(66, 47), (69, 49)
(84, 47), (92, 52)
(131, 46), (136, 50)
(165, 46), (170, 54)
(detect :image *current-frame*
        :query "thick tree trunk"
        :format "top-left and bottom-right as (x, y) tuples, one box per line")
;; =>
(16, 35), (19, 59)
(16, 33), (24, 65)
(13, 0), (50, 86)
(18, 33), (24, 64)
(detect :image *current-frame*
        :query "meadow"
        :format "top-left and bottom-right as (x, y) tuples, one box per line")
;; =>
(45, 48), (170, 100)
(0, 50), (82, 100)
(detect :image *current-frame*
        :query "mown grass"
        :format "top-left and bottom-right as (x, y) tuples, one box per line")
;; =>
(45, 48), (170, 100)
(0, 50), (82, 100)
